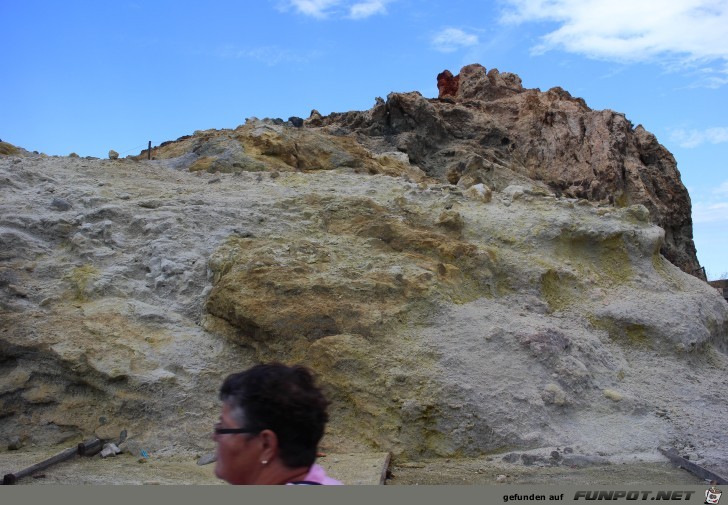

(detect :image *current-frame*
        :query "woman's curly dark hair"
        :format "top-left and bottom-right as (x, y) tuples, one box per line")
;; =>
(219, 363), (330, 468)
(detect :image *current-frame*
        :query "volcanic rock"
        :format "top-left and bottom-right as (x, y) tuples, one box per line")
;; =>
(0, 65), (726, 474)
(315, 64), (700, 277)
(437, 69), (459, 98)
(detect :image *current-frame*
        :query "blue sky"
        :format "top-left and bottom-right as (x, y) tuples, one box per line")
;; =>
(2, 0), (726, 278)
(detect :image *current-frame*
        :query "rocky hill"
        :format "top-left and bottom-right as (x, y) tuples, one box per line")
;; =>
(1, 64), (727, 476)
(142, 63), (700, 277)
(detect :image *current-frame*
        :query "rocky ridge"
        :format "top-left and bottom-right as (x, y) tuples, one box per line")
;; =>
(1, 65), (727, 477)
(139, 64), (700, 277)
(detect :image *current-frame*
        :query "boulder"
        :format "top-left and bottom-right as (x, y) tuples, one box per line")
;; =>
(437, 69), (459, 98)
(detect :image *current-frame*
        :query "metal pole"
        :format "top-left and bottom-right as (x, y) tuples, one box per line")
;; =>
(3, 447), (77, 484)
(148, 141), (152, 160)
(1, 438), (102, 485)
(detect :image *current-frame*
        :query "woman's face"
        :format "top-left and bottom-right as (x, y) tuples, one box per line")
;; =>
(213, 402), (262, 484)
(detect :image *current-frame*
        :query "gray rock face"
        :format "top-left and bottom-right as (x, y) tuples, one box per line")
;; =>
(318, 64), (700, 277)
(0, 70), (726, 473)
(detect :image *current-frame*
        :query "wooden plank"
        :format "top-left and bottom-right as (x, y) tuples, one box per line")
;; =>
(317, 452), (392, 485)
(378, 453), (392, 485)
(659, 447), (728, 484)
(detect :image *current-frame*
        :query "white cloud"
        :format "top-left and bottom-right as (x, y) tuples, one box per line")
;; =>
(282, 0), (391, 19)
(286, 0), (339, 18)
(692, 201), (728, 224)
(693, 61), (728, 88)
(714, 180), (728, 195)
(348, 0), (389, 19)
(500, 0), (728, 80)
(432, 28), (480, 53)
(691, 180), (728, 226)
(669, 127), (728, 148)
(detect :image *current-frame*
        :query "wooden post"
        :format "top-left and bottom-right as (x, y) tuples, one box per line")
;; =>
(148, 141), (152, 160)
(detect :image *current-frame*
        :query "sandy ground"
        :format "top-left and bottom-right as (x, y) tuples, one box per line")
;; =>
(385, 458), (707, 485)
(0, 449), (222, 485)
(0, 446), (709, 486)
(0, 446), (388, 485)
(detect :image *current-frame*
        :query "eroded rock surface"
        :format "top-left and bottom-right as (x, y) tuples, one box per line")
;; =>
(0, 66), (726, 475)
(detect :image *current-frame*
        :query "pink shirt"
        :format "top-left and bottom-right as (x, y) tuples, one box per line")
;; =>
(286, 463), (343, 485)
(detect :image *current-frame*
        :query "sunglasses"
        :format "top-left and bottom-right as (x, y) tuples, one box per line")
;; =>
(214, 423), (261, 435)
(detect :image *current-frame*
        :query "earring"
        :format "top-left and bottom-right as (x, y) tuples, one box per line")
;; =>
(261, 460), (268, 465)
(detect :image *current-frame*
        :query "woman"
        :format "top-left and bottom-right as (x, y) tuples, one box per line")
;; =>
(213, 362), (342, 485)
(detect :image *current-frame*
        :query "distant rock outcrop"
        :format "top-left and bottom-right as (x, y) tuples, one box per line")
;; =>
(436, 69), (459, 98)
(0, 142), (22, 157)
